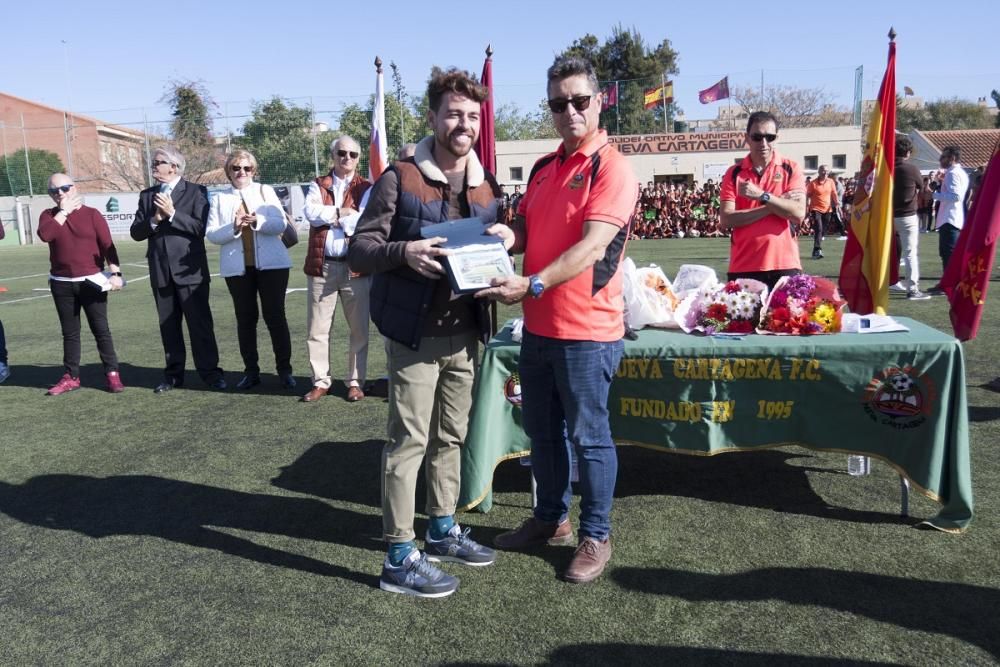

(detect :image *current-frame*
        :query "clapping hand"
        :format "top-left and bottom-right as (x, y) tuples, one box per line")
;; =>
(153, 193), (175, 220)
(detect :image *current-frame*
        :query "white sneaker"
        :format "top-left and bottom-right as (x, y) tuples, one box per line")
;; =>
(837, 236), (848, 240)
(0, 361), (9, 384)
(889, 282), (907, 293)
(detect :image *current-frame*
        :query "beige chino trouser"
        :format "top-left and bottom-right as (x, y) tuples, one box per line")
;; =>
(306, 259), (370, 389)
(382, 332), (477, 543)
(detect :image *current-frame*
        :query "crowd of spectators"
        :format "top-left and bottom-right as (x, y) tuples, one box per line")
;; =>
(501, 169), (968, 241)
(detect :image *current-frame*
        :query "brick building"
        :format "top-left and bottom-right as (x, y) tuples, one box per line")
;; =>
(0, 92), (147, 193)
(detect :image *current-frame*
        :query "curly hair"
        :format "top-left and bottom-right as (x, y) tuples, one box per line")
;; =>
(426, 67), (489, 113)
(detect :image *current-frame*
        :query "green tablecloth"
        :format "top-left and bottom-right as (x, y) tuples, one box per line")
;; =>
(459, 318), (972, 532)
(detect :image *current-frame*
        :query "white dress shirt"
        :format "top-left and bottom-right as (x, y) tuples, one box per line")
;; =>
(933, 164), (970, 230)
(303, 172), (365, 258)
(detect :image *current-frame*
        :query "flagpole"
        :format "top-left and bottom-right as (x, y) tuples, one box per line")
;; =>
(615, 80), (620, 135)
(661, 73), (668, 133)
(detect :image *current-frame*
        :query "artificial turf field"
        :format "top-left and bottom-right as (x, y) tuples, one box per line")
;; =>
(0, 236), (998, 665)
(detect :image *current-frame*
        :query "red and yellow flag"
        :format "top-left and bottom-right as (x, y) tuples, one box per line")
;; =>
(940, 143), (1000, 341)
(838, 33), (896, 315)
(643, 82), (673, 109)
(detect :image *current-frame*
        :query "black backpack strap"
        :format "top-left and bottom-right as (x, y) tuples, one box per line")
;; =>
(730, 165), (742, 187)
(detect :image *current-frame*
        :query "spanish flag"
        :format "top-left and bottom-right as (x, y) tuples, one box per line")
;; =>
(643, 82), (673, 109)
(838, 31), (897, 315)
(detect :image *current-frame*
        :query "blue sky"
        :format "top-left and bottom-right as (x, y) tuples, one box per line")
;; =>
(7, 0), (998, 130)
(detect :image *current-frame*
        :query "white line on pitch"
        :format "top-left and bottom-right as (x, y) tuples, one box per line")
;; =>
(0, 295), (51, 305)
(0, 272), (50, 282)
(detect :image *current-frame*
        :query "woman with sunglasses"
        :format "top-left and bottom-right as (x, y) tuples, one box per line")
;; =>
(36, 173), (125, 395)
(206, 150), (295, 391)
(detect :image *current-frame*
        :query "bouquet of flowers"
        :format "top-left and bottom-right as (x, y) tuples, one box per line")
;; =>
(676, 278), (768, 335)
(758, 274), (846, 335)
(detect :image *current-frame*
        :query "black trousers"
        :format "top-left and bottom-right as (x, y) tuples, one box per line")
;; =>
(811, 210), (843, 249)
(0, 318), (6, 364)
(50, 279), (119, 377)
(225, 267), (291, 377)
(154, 280), (223, 383)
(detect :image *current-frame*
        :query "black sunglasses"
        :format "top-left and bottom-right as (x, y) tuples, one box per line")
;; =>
(547, 95), (593, 114)
(48, 184), (74, 195)
(152, 159), (173, 168)
(337, 150), (360, 159)
(230, 165), (254, 173)
(750, 133), (778, 143)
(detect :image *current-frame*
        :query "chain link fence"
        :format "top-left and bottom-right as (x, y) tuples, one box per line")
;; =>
(1, 67), (861, 197)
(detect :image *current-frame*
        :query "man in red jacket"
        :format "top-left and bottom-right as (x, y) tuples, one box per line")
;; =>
(301, 136), (372, 403)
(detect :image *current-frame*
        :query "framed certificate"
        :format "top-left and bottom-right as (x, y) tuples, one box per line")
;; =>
(420, 217), (514, 294)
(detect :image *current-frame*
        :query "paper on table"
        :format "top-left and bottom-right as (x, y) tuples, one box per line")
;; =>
(841, 313), (910, 334)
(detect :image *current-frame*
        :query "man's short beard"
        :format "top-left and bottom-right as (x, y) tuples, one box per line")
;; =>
(437, 130), (475, 159)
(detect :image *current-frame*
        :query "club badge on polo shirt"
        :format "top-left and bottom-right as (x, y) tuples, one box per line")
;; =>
(568, 173), (585, 190)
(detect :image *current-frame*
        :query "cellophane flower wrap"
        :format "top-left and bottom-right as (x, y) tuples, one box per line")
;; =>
(676, 278), (768, 334)
(757, 274), (847, 335)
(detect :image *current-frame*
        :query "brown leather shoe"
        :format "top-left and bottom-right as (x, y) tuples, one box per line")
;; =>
(346, 386), (365, 402)
(563, 537), (612, 583)
(302, 386), (328, 402)
(494, 517), (575, 550)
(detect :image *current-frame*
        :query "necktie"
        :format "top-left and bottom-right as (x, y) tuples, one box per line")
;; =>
(160, 183), (172, 195)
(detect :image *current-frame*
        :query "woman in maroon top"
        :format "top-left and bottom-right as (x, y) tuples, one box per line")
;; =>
(36, 174), (125, 395)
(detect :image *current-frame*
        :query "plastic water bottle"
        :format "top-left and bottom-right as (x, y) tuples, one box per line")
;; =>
(847, 455), (871, 476)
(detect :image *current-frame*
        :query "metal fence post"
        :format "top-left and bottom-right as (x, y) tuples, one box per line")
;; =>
(143, 110), (153, 188)
(311, 98), (320, 178)
(20, 114), (33, 196)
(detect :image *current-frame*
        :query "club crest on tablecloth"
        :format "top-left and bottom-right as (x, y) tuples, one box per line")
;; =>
(503, 372), (522, 406)
(863, 365), (936, 429)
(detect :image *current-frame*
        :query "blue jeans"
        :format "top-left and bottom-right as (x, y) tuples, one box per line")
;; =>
(938, 223), (960, 272)
(519, 332), (624, 541)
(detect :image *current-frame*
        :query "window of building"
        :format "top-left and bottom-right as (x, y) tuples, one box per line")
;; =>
(832, 154), (847, 170)
(100, 141), (112, 164)
(804, 155), (819, 171)
(509, 166), (523, 182)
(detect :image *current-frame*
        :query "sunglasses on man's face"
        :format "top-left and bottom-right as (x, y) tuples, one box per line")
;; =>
(152, 159), (173, 168)
(230, 165), (254, 174)
(547, 95), (593, 114)
(750, 133), (778, 143)
(337, 150), (360, 159)
(48, 184), (74, 195)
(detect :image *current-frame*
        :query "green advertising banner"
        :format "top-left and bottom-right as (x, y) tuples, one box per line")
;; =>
(460, 318), (972, 532)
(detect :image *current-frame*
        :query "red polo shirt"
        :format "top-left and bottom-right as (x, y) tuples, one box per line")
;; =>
(518, 129), (638, 342)
(720, 150), (804, 273)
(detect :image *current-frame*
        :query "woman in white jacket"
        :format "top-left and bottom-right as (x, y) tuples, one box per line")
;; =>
(206, 149), (294, 391)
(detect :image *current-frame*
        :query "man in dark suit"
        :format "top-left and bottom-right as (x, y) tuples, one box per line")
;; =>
(131, 146), (226, 392)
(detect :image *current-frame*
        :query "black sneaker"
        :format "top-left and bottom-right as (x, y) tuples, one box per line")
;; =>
(812, 249), (824, 259)
(379, 550), (459, 598)
(425, 524), (496, 567)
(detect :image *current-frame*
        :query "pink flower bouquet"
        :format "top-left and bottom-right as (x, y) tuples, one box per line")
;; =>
(758, 274), (846, 335)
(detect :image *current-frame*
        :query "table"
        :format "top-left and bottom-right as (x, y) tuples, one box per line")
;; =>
(459, 318), (973, 532)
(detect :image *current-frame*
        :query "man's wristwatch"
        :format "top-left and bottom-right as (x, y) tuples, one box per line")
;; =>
(759, 193), (771, 204)
(528, 275), (545, 298)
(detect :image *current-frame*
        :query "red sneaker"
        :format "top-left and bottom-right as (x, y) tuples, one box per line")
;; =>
(106, 371), (125, 393)
(47, 374), (81, 396)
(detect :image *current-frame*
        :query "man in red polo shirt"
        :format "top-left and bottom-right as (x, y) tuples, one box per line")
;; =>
(478, 55), (637, 584)
(720, 111), (806, 289)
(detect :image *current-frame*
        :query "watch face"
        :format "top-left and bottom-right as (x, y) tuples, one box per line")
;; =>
(530, 278), (544, 297)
